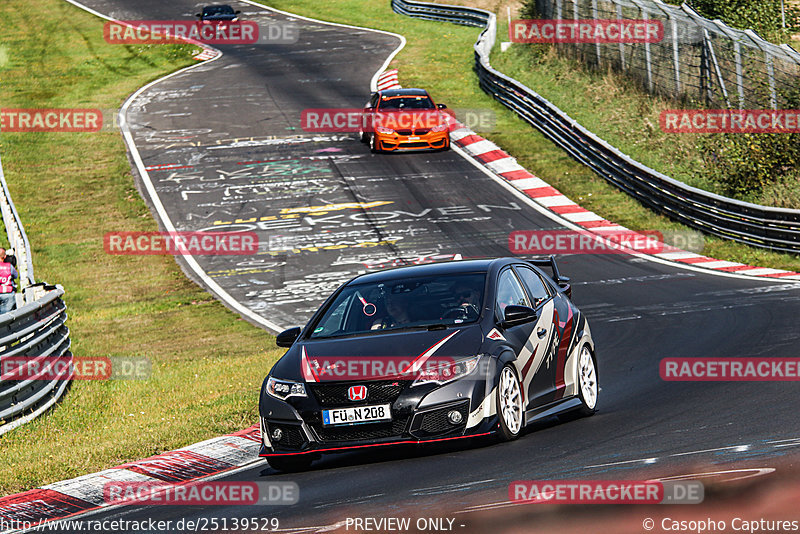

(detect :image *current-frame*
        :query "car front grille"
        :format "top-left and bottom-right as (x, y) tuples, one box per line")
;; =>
(310, 416), (410, 442)
(395, 129), (431, 135)
(308, 381), (406, 407)
(399, 142), (431, 148)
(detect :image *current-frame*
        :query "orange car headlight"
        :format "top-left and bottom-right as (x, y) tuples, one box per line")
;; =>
(430, 123), (448, 132)
(375, 126), (394, 134)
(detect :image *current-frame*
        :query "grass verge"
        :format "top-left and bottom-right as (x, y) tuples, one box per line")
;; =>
(0, 0), (283, 495)
(260, 0), (800, 272)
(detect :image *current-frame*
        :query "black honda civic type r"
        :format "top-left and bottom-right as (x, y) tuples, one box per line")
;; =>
(259, 257), (598, 471)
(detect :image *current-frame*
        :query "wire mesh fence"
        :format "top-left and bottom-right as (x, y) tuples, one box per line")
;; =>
(529, 0), (800, 109)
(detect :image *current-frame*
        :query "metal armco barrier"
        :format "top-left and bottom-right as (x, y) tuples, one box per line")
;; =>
(391, 0), (800, 254)
(0, 153), (71, 436)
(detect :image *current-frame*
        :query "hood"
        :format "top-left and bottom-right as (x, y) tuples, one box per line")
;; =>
(269, 325), (483, 382)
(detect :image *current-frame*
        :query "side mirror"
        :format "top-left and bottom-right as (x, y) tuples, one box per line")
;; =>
(501, 305), (537, 328)
(235, 10), (242, 14)
(276, 327), (301, 348)
(437, 103), (448, 109)
(195, 13), (202, 17)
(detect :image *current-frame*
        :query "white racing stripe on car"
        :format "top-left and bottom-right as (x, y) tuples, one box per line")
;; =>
(518, 300), (556, 400)
(466, 385), (497, 429)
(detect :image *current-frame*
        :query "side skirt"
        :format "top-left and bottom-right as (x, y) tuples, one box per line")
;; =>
(524, 397), (582, 425)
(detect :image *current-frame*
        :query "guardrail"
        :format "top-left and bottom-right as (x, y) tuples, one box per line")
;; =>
(391, 0), (800, 254)
(0, 154), (71, 436)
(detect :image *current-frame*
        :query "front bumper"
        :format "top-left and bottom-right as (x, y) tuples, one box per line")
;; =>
(374, 130), (449, 151)
(259, 379), (496, 457)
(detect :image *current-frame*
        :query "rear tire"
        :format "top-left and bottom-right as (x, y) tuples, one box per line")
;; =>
(495, 364), (524, 441)
(267, 455), (313, 472)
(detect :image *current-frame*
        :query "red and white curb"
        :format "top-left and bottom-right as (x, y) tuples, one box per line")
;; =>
(376, 69), (401, 90)
(193, 47), (221, 61)
(0, 425), (261, 531)
(371, 67), (800, 281)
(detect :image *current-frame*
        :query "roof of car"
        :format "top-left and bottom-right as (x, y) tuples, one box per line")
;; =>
(347, 258), (511, 285)
(378, 88), (430, 97)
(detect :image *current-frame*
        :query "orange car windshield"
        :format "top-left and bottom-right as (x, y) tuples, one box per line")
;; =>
(379, 96), (435, 110)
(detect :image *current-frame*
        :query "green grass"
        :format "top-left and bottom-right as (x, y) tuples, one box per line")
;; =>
(0, 0), (283, 495)
(259, 0), (800, 272)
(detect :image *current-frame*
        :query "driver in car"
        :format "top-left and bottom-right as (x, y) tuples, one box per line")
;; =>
(371, 289), (412, 330)
(443, 284), (481, 322)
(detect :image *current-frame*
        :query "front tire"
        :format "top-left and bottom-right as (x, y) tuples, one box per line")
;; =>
(267, 455), (313, 472)
(496, 364), (524, 441)
(369, 134), (380, 153)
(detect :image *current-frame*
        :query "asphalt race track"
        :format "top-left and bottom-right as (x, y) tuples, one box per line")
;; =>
(49, 0), (800, 531)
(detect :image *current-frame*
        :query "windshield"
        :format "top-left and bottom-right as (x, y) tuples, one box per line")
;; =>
(203, 6), (235, 16)
(379, 95), (435, 110)
(308, 273), (485, 339)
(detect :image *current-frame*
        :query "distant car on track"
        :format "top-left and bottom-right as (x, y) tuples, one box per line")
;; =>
(196, 4), (241, 24)
(259, 257), (598, 471)
(359, 88), (451, 153)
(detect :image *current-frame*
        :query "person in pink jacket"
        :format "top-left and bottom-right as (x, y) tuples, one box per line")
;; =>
(0, 248), (18, 313)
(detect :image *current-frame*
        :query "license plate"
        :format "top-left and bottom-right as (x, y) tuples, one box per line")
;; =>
(322, 404), (391, 426)
(408, 136), (420, 140)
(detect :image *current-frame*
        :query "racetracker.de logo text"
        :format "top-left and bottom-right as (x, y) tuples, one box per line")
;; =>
(104, 231), (259, 256)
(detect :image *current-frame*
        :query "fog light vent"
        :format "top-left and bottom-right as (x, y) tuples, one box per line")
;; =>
(447, 410), (463, 425)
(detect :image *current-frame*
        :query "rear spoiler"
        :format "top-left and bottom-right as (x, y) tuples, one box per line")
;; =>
(526, 256), (572, 299)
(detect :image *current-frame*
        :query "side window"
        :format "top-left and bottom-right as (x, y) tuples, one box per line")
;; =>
(495, 269), (530, 319)
(515, 266), (551, 308)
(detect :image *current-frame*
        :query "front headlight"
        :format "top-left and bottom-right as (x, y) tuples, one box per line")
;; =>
(430, 123), (448, 132)
(266, 377), (307, 400)
(375, 126), (394, 134)
(412, 354), (482, 387)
